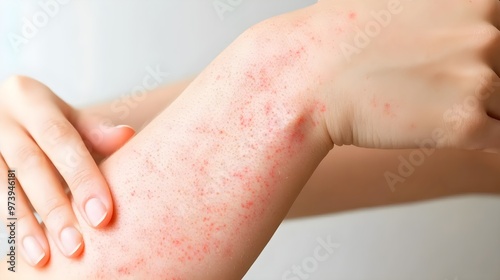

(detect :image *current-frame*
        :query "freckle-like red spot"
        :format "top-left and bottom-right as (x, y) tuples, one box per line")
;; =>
(349, 12), (357, 20)
(241, 200), (254, 209)
(384, 103), (391, 114)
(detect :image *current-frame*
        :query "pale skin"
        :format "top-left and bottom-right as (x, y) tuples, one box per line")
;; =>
(88, 80), (500, 218)
(1, 0), (500, 278)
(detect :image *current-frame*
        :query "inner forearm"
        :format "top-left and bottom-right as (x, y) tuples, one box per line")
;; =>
(89, 20), (332, 278)
(0, 6), (332, 279)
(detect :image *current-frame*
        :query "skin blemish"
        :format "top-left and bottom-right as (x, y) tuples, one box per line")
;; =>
(335, 27), (344, 34)
(348, 12), (357, 20)
(383, 102), (397, 117)
(383, 103), (391, 114)
(289, 116), (307, 144)
(83, 35), (326, 278)
(241, 200), (255, 209)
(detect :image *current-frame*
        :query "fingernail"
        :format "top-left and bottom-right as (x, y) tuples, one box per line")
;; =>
(23, 236), (45, 265)
(115, 124), (134, 130)
(60, 227), (83, 256)
(85, 198), (108, 227)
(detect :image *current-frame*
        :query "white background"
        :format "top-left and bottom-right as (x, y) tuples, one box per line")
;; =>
(1, 1), (499, 279)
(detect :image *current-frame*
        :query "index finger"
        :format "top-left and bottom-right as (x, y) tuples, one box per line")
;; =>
(13, 100), (113, 229)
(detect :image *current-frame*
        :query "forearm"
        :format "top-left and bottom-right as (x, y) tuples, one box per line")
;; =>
(288, 147), (500, 218)
(86, 77), (500, 219)
(1, 5), (331, 279)
(82, 78), (192, 131)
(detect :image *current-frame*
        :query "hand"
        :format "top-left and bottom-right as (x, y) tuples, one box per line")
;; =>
(310, 0), (500, 151)
(0, 76), (135, 266)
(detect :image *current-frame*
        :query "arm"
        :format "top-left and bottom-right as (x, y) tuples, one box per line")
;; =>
(87, 78), (500, 218)
(3, 0), (498, 278)
(1, 5), (332, 279)
(288, 147), (500, 218)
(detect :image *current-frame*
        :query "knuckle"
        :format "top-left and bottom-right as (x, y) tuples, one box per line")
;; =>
(40, 197), (67, 227)
(41, 119), (73, 146)
(472, 68), (498, 100)
(3, 75), (38, 97)
(4, 75), (33, 88)
(473, 0), (499, 17)
(455, 112), (488, 143)
(472, 24), (499, 50)
(68, 169), (94, 193)
(16, 207), (36, 226)
(16, 145), (46, 169)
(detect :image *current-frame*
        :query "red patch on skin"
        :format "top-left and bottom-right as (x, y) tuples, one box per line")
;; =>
(348, 12), (357, 20)
(383, 103), (392, 115)
(241, 201), (254, 209)
(290, 117), (307, 143)
(118, 266), (131, 276)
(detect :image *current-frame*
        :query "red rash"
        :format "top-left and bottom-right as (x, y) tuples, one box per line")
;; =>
(84, 41), (325, 279)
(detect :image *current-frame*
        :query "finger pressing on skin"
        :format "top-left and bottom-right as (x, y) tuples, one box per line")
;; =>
(0, 155), (50, 266)
(71, 112), (136, 156)
(13, 103), (114, 230)
(0, 123), (84, 258)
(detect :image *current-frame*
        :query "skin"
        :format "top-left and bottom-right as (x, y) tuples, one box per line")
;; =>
(0, 76), (136, 266)
(2, 9), (332, 278)
(88, 79), (500, 218)
(1, 0), (500, 278)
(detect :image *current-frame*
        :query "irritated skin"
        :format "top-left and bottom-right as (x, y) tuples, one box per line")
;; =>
(0, 6), (332, 280)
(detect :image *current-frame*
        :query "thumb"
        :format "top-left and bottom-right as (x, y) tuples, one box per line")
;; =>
(91, 125), (136, 156)
(72, 112), (136, 156)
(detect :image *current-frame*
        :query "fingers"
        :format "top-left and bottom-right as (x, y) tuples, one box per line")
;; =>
(12, 102), (114, 230)
(0, 122), (84, 258)
(478, 25), (500, 77)
(72, 112), (136, 156)
(0, 154), (50, 267)
(97, 125), (135, 155)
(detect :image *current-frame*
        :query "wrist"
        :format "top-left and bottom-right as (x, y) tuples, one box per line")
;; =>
(211, 12), (335, 150)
